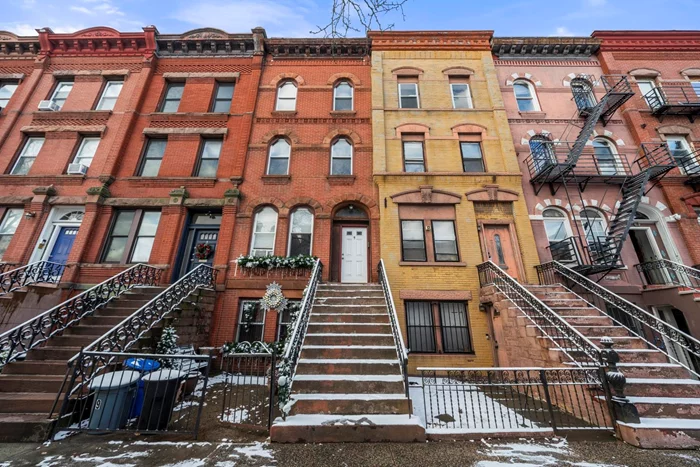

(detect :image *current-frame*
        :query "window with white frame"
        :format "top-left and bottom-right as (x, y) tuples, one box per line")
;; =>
(432, 220), (458, 262)
(0, 81), (18, 109)
(666, 135), (697, 173)
(288, 207), (313, 256)
(692, 80), (700, 98)
(581, 208), (607, 246)
(330, 137), (352, 175)
(592, 138), (620, 175)
(276, 81), (297, 111)
(11, 136), (44, 175)
(542, 208), (575, 262)
(71, 137), (100, 169)
(267, 139), (291, 175)
(398, 82), (419, 109)
(237, 300), (265, 342)
(450, 82), (473, 109)
(636, 79), (660, 110)
(333, 81), (353, 111)
(402, 138), (425, 172)
(0, 208), (22, 260)
(50, 80), (73, 110)
(96, 80), (123, 111)
(401, 220), (427, 261)
(460, 142), (484, 172)
(513, 80), (538, 112)
(250, 207), (278, 257)
(529, 135), (556, 173)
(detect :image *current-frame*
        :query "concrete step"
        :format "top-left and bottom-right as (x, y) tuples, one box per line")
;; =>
(106, 299), (153, 308)
(316, 290), (385, 298)
(314, 297), (386, 306)
(309, 313), (389, 324)
(295, 360), (401, 375)
(564, 362), (691, 379)
(0, 374), (65, 393)
(561, 315), (614, 326)
(271, 414), (425, 443)
(0, 413), (54, 443)
(94, 307), (138, 317)
(525, 286), (568, 294)
(0, 392), (63, 414)
(80, 315), (126, 327)
(617, 417), (700, 449)
(2, 360), (69, 376)
(550, 307), (603, 317)
(625, 378), (700, 398)
(289, 394), (410, 416)
(307, 323), (391, 334)
(64, 324), (113, 336)
(550, 348), (667, 364)
(626, 396), (700, 419)
(530, 291), (579, 300)
(292, 375), (405, 394)
(311, 305), (387, 314)
(587, 336), (648, 350)
(48, 335), (100, 347)
(303, 333), (394, 346)
(25, 346), (81, 361)
(539, 299), (590, 308)
(571, 325), (630, 337)
(301, 346), (397, 360)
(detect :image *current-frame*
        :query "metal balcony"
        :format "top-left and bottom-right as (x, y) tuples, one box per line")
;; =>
(635, 143), (680, 190)
(570, 75), (633, 126)
(643, 83), (700, 122)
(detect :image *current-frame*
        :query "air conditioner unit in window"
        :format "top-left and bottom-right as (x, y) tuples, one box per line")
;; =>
(67, 163), (88, 175)
(38, 100), (59, 111)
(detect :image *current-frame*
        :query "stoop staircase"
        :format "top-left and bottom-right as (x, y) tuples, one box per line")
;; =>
(0, 286), (163, 442)
(271, 282), (425, 443)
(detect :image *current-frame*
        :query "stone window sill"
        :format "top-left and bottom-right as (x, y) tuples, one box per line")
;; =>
(271, 111), (297, 117)
(262, 175), (291, 184)
(327, 175), (356, 185)
(518, 110), (547, 118)
(330, 110), (356, 117)
(399, 261), (466, 267)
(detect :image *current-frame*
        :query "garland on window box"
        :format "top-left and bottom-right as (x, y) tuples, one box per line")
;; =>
(194, 243), (213, 260)
(235, 254), (316, 270)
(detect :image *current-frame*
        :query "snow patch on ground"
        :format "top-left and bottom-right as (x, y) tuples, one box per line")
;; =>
(476, 438), (624, 467)
(71, 451), (152, 464)
(221, 406), (250, 423)
(232, 442), (275, 460)
(158, 460), (206, 467)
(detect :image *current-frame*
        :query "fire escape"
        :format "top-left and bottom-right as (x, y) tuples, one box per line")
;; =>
(525, 75), (677, 276)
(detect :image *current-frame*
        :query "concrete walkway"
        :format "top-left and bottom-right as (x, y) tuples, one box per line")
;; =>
(1, 436), (700, 466)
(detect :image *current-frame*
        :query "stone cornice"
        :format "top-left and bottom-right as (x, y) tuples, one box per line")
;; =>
(369, 31), (493, 51)
(0, 31), (40, 57)
(35, 26), (156, 58)
(492, 37), (600, 58)
(593, 30), (700, 51)
(264, 38), (368, 58)
(155, 28), (262, 57)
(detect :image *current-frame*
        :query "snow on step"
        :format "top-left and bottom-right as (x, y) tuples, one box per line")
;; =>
(273, 414), (421, 426)
(565, 362), (682, 368)
(306, 333), (392, 337)
(294, 374), (404, 382)
(627, 378), (700, 385)
(618, 417), (700, 429)
(620, 397), (700, 405)
(307, 322), (390, 326)
(312, 313), (387, 316)
(298, 359), (399, 364)
(302, 345), (395, 349)
(292, 393), (406, 401)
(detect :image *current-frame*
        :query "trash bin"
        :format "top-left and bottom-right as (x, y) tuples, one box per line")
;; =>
(88, 370), (141, 431)
(124, 358), (161, 417)
(137, 369), (186, 431)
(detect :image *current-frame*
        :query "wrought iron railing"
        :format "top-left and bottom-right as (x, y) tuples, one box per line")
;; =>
(378, 259), (410, 398)
(0, 261), (66, 296)
(0, 263), (162, 367)
(277, 258), (322, 414)
(643, 83), (700, 115)
(547, 236), (582, 265)
(221, 352), (277, 430)
(0, 262), (16, 274)
(525, 141), (632, 179)
(477, 261), (602, 366)
(635, 259), (700, 292)
(537, 261), (700, 378)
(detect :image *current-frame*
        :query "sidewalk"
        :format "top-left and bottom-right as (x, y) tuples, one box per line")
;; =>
(1, 435), (700, 466)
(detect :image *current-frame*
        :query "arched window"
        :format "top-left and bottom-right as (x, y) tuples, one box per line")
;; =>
(276, 81), (297, 111)
(592, 138), (620, 175)
(267, 139), (291, 175)
(543, 208), (575, 262)
(581, 208), (607, 245)
(333, 80), (353, 111)
(330, 138), (353, 175)
(513, 79), (539, 112)
(529, 134), (556, 173)
(571, 77), (596, 111)
(250, 207), (278, 257)
(288, 207), (314, 256)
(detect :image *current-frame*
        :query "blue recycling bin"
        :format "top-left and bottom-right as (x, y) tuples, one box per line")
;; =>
(124, 358), (161, 418)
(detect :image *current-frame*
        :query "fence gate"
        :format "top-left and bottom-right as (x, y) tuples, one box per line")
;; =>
(221, 353), (277, 430)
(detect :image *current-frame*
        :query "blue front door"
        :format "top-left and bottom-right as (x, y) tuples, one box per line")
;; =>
(47, 226), (78, 264)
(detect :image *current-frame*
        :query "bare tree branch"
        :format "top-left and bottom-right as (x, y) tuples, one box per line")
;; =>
(312, 0), (408, 38)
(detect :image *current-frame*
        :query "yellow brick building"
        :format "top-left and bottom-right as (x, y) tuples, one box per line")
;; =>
(369, 31), (540, 371)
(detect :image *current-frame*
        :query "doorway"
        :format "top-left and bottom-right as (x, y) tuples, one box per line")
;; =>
(655, 306), (700, 375)
(630, 211), (677, 285)
(479, 223), (523, 281)
(177, 211), (221, 278)
(30, 207), (84, 265)
(330, 204), (369, 283)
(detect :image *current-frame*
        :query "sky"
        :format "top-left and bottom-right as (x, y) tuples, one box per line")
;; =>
(2, 0), (700, 38)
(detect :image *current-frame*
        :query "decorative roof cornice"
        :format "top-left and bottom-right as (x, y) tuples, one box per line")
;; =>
(36, 26), (156, 58)
(492, 37), (600, 58)
(155, 27), (264, 57)
(264, 38), (368, 58)
(0, 31), (41, 57)
(369, 30), (493, 51)
(592, 30), (700, 51)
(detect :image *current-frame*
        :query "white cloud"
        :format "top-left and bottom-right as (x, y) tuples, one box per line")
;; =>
(70, 6), (93, 15)
(172, 0), (315, 37)
(552, 26), (576, 37)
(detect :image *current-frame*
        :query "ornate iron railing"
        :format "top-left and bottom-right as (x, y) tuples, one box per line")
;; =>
(537, 261), (700, 378)
(477, 261), (602, 366)
(277, 258), (322, 415)
(378, 259), (410, 398)
(0, 263), (162, 367)
(0, 261), (66, 297)
(636, 259), (700, 292)
(547, 236), (582, 265)
(0, 262), (16, 274)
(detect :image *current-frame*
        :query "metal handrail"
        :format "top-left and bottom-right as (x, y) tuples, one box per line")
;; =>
(635, 259), (700, 292)
(0, 260), (66, 296)
(538, 261), (700, 378)
(378, 259), (409, 397)
(477, 261), (602, 366)
(0, 263), (162, 367)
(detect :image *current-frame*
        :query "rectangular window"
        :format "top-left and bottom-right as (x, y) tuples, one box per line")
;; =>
(0, 81), (19, 109)
(637, 79), (660, 110)
(405, 301), (436, 353)
(237, 300), (265, 342)
(195, 138), (222, 177)
(405, 301), (471, 354)
(0, 208), (23, 260)
(50, 80), (73, 110)
(692, 80), (700, 98)
(401, 220), (426, 261)
(439, 302), (472, 353)
(102, 209), (161, 263)
(451, 83), (472, 109)
(432, 220), (458, 262)
(277, 300), (300, 341)
(211, 82), (234, 113)
(138, 138), (167, 176)
(402, 140), (425, 172)
(71, 137), (100, 168)
(159, 82), (184, 112)
(460, 142), (485, 172)
(95, 80), (124, 111)
(11, 136), (44, 175)
(398, 82), (419, 109)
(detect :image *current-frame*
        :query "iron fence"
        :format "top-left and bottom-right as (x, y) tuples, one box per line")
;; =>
(0, 260), (66, 296)
(220, 352), (277, 430)
(51, 350), (210, 439)
(418, 367), (613, 434)
(636, 259), (700, 292)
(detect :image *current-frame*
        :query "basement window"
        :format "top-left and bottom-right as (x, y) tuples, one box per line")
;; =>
(405, 301), (472, 353)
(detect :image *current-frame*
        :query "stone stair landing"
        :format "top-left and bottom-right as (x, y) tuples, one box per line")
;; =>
(270, 283), (425, 443)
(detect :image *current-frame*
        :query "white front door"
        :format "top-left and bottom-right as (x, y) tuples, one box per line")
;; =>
(341, 227), (367, 283)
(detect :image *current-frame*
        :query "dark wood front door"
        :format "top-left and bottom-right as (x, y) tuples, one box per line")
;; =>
(179, 228), (219, 277)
